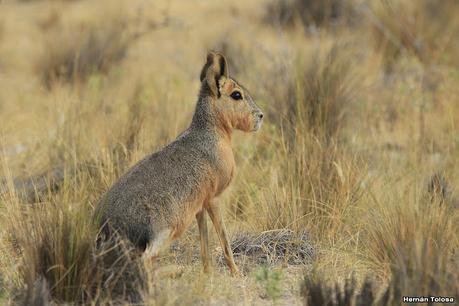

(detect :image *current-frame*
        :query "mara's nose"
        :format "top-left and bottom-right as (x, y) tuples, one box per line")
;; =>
(257, 112), (264, 120)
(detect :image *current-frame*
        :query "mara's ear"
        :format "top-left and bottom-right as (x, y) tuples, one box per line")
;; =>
(199, 51), (229, 97)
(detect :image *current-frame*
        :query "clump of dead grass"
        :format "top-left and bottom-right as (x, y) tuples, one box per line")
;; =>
(223, 229), (315, 267)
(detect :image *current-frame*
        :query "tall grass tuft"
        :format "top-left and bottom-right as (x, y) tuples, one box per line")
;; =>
(264, 0), (355, 29)
(0, 84), (150, 303)
(261, 43), (355, 144)
(365, 185), (459, 287)
(296, 44), (354, 141)
(302, 230), (459, 305)
(38, 18), (130, 88)
(233, 130), (362, 243)
(1, 192), (146, 304)
(368, 0), (459, 70)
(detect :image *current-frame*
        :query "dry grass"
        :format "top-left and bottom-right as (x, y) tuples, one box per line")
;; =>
(0, 0), (458, 304)
(0, 166), (146, 304)
(303, 222), (459, 305)
(368, 0), (459, 70)
(38, 17), (130, 88)
(264, 0), (355, 29)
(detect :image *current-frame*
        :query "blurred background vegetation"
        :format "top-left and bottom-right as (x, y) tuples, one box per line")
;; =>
(0, 0), (458, 304)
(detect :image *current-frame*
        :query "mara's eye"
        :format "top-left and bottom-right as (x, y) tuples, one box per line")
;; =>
(230, 91), (242, 100)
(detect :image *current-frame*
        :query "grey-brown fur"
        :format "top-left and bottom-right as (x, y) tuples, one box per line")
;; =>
(97, 129), (219, 249)
(95, 51), (263, 275)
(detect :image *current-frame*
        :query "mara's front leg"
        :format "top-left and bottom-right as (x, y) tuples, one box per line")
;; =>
(206, 201), (240, 276)
(196, 209), (210, 273)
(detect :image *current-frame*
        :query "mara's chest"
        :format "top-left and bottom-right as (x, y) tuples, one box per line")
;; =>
(213, 140), (235, 196)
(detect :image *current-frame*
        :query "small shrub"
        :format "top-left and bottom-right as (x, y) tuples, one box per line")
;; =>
(254, 266), (283, 301)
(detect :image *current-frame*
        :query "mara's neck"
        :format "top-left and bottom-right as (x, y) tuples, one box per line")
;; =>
(190, 97), (232, 142)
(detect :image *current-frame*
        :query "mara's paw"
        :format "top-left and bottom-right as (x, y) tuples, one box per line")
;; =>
(230, 267), (242, 277)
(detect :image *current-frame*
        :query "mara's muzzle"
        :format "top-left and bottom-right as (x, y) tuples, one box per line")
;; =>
(252, 111), (264, 132)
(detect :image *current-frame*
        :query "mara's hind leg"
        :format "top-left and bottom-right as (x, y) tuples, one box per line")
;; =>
(196, 209), (211, 273)
(206, 202), (240, 276)
(142, 228), (183, 278)
(142, 229), (173, 262)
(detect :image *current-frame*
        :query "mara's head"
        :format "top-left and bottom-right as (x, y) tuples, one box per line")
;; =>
(199, 51), (263, 132)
